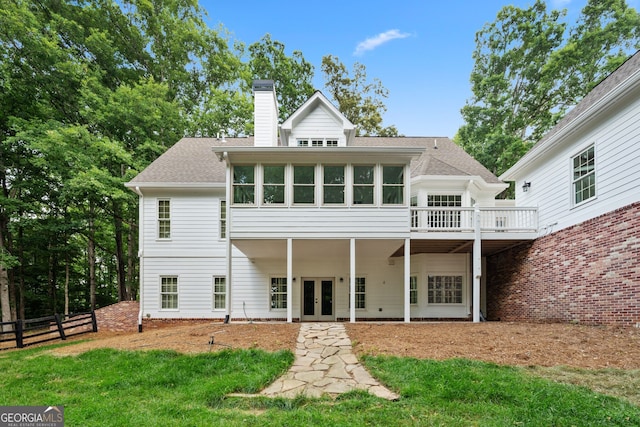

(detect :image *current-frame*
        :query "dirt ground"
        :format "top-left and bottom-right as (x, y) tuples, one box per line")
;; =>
(48, 321), (640, 370)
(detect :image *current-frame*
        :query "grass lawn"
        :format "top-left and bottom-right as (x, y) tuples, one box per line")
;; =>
(1, 344), (638, 426)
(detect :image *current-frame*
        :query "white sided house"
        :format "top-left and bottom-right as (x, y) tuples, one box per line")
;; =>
(126, 80), (538, 328)
(488, 51), (640, 326)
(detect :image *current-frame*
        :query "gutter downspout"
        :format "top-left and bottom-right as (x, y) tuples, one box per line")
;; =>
(133, 186), (145, 332)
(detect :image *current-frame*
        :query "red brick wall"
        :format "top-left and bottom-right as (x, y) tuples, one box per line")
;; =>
(487, 201), (640, 326)
(95, 301), (140, 332)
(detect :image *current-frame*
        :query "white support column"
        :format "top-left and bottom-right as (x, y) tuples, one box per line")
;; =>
(350, 238), (356, 323)
(287, 238), (293, 323)
(404, 238), (411, 323)
(225, 161), (232, 323)
(473, 204), (481, 323)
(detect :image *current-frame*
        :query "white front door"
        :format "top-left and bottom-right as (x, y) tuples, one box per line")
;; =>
(301, 278), (334, 321)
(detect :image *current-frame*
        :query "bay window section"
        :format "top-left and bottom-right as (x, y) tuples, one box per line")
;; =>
(233, 165), (255, 204)
(428, 275), (463, 304)
(293, 165), (315, 204)
(382, 166), (404, 205)
(263, 165), (285, 204)
(323, 165), (345, 204)
(353, 165), (374, 205)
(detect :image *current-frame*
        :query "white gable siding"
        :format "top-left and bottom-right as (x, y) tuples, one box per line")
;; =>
(288, 106), (346, 146)
(516, 91), (640, 235)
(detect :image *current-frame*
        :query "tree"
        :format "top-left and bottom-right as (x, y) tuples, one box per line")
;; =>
(321, 55), (399, 137)
(456, 0), (640, 179)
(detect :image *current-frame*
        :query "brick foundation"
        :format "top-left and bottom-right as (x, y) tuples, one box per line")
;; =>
(95, 301), (140, 332)
(487, 201), (640, 326)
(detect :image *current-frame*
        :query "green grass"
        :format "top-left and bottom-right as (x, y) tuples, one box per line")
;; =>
(1, 345), (638, 426)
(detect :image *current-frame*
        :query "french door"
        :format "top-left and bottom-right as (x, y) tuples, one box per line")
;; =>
(302, 279), (334, 321)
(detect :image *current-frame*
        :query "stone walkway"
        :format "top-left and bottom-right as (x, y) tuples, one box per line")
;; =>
(259, 323), (399, 400)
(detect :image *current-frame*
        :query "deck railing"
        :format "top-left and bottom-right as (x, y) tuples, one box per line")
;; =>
(410, 207), (538, 233)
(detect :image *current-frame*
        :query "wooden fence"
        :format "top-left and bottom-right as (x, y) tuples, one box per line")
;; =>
(0, 311), (97, 350)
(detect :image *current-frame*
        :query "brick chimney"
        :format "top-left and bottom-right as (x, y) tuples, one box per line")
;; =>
(252, 80), (278, 146)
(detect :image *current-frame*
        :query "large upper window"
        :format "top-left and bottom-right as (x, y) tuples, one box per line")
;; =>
(573, 146), (595, 205)
(382, 166), (404, 204)
(293, 165), (315, 204)
(263, 165), (285, 204)
(353, 165), (375, 205)
(161, 276), (178, 309)
(323, 165), (345, 204)
(428, 275), (463, 304)
(270, 277), (287, 310)
(233, 165), (255, 204)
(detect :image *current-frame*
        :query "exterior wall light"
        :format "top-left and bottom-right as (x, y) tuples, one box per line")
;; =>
(522, 181), (531, 192)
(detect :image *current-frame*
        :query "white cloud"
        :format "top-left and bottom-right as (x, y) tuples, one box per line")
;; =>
(354, 29), (411, 56)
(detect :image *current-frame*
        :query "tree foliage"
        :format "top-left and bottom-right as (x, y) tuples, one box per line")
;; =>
(321, 55), (399, 137)
(456, 0), (640, 178)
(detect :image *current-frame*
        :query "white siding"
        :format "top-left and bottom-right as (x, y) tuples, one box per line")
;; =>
(230, 207), (410, 239)
(288, 106), (345, 146)
(141, 190), (226, 257)
(516, 90), (640, 235)
(254, 90), (278, 146)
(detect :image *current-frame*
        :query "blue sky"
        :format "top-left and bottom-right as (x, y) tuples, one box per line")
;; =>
(198, 0), (633, 138)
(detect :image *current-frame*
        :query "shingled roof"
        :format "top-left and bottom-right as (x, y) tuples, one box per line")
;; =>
(127, 136), (502, 186)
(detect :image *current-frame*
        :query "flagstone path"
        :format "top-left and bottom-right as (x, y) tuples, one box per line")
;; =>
(258, 323), (399, 400)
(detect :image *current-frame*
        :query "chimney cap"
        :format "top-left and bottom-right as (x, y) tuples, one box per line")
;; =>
(252, 79), (275, 92)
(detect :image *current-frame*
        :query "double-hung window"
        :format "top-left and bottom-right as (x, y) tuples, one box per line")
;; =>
(293, 165), (315, 204)
(353, 165), (375, 205)
(270, 277), (287, 310)
(213, 276), (226, 310)
(219, 200), (226, 239)
(161, 276), (178, 309)
(233, 165), (255, 204)
(382, 166), (404, 204)
(428, 275), (463, 304)
(427, 195), (462, 229)
(323, 165), (345, 204)
(263, 165), (285, 204)
(410, 275), (418, 305)
(572, 146), (595, 205)
(355, 277), (366, 309)
(158, 199), (171, 239)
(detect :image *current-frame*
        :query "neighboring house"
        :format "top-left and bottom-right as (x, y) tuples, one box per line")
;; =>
(491, 51), (640, 326)
(126, 80), (538, 328)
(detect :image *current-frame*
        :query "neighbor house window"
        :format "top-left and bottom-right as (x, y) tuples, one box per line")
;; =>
(263, 165), (285, 204)
(293, 165), (315, 204)
(233, 165), (255, 204)
(428, 195), (462, 229)
(410, 275), (418, 305)
(382, 166), (404, 204)
(312, 139), (323, 147)
(428, 275), (463, 304)
(326, 139), (338, 147)
(213, 276), (226, 310)
(270, 277), (287, 310)
(219, 200), (226, 239)
(297, 139), (309, 147)
(573, 145), (595, 204)
(158, 199), (171, 239)
(323, 165), (345, 204)
(353, 165), (374, 205)
(161, 276), (178, 309)
(355, 277), (366, 309)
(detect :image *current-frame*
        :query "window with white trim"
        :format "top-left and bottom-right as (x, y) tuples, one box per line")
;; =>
(353, 165), (374, 205)
(410, 275), (418, 305)
(213, 276), (226, 310)
(158, 199), (170, 239)
(311, 139), (323, 147)
(411, 196), (418, 228)
(382, 166), (404, 204)
(428, 275), (463, 304)
(297, 139), (309, 147)
(572, 145), (595, 205)
(160, 276), (178, 309)
(427, 195), (462, 229)
(270, 277), (287, 310)
(326, 139), (338, 147)
(219, 200), (226, 239)
(293, 165), (315, 204)
(263, 165), (285, 204)
(233, 165), (255, 204)
(355, 277), (366, 309)
(323, 165), (345, 204)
